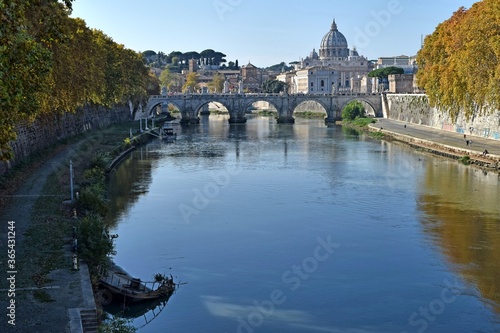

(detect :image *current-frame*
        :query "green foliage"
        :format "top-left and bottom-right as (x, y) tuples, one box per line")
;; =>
(459, 155), (471, 165)
(208, 73), (225, 93)
(77, 213), (115, 269)
(91, 152), (112, 170)
(351, 117), (376, 127)
(294, 111), (326, 119)
(369, 131), (385, 140)
(262, 79), (287, 93)
(367, 66), (405, 79)
(99, 316), (137, 333)
(78, 183), (108, 216)
(78, 153), (110, 215)
(266, 62), (293, 72)
(342, 101), (366, 121)
(0, 1), (151, 160)
(159, 68), (176, 92)
(182, 72), (199, 93)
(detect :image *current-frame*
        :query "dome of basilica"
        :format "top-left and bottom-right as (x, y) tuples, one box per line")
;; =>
(319, 20), (349, 59)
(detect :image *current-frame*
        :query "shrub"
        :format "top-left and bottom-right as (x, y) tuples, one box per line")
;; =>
(342, 101), (365, 121)
(77, 213), (116, 270)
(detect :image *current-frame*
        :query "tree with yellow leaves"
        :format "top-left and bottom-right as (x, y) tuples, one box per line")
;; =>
(182, 72), (199, 93)
(417, 0), (500, 120)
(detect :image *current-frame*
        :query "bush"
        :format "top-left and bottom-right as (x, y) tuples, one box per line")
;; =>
(77, 213), (116, 270)
(77, 184), (108, 216)
(459, 155), (471, 165)
(342, 101), (365, 121)
(351, 117), (376, 127)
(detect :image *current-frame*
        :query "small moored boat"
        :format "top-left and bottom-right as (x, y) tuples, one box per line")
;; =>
(161, 127), (177, 140)
(97, 264), (175, 305)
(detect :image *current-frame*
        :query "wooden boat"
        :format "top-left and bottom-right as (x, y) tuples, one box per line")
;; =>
(97, 264), (175, 305)
(161, 127), (177, 140)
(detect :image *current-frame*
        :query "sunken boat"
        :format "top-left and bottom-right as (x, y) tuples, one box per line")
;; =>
(97, 264), (175, 305)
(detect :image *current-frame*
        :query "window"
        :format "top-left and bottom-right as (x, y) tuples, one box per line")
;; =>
(321, 80), (325, 87)
(311, 82), (314, 87)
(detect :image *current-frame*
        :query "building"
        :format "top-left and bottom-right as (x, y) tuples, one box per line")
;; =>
(388, 74), (415, 93)
(376, 55), (417, 74)
(241, 62), (269, 92)
(282, 19), (373, 94)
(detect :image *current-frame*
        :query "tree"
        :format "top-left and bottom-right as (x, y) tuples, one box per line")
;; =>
(182, 72), (199, 93)
(262, 79), (287, 93)
(159, 68), (175, 91)
(417, 0), (500, 119)
(0, 0), (66, 160)
(208, 73), (225, 93)
(266, 62), (293, 72)
(77, 213), (116, 270)
(367, 66), (404, 79)
(342, 101), (365, 121)
(0, 0), (153, 160)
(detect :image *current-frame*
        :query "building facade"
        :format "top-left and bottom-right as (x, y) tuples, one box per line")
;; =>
(281, 19), (373, 94)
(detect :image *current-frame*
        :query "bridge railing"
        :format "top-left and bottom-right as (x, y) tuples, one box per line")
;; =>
(150, 92), (380, 99)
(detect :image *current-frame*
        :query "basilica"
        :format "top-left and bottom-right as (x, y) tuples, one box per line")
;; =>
(278, 20), (373, 94)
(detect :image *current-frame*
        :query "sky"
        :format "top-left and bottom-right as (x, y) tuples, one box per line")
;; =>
(70, 0), (479, 68)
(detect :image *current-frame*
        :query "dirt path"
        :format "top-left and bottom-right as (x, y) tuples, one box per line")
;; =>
(0, 141), (94, 332)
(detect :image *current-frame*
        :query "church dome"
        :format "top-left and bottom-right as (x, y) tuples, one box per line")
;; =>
(319, 20), (349, 59)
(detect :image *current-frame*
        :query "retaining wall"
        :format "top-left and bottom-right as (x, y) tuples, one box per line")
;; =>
(384, 94), (500, 140)
(1, 105), (131, 175)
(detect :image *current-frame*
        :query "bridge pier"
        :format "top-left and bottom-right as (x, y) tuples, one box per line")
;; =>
(228, 112), (247, 124)
(276, 116), (295, 124)
(180, 109), (200, 125)
(199, 105), (210, 116)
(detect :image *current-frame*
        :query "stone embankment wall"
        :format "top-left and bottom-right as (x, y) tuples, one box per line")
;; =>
(383, 93), (500, 140)
(1, 105), (130, 175)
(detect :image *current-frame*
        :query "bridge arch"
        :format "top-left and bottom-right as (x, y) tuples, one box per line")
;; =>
(242, 98), (281, 115)
(292, 99), (329, 119)
(147, 100), (182, 116)
(193, 100), (231, 116)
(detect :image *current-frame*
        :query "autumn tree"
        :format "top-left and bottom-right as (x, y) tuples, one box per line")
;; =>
(182, 72), (199, 93)
(208, 73), (225, 93)
(0, 0), (152, 160)
(159, 68), (176, 92)
(0, 0), (62, 159)
(416, 0), (500, 120)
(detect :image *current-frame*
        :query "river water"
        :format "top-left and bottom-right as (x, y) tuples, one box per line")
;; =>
(106, 115), (500, 333)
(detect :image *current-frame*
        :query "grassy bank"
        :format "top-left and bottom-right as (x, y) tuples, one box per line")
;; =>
(0, 120), (149, 292)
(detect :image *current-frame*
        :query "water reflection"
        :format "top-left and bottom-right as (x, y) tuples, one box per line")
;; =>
(106, 116), (500, 332)
(104, 293), (174, 330)
(106, 146), (160, 227)
(418, 159), (500, 312)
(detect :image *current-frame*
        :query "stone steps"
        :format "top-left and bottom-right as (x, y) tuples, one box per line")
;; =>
(80, 309), (99, 333)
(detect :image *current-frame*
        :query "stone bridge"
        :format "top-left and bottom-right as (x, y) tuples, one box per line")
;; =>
(144, 93), (383, 124)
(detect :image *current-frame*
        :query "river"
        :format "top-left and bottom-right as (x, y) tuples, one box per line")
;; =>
(105, 115), (500, 333)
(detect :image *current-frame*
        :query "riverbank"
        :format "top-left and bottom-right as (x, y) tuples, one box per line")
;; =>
(0, 120), (152, 333)
(368, 118), (500, 172)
